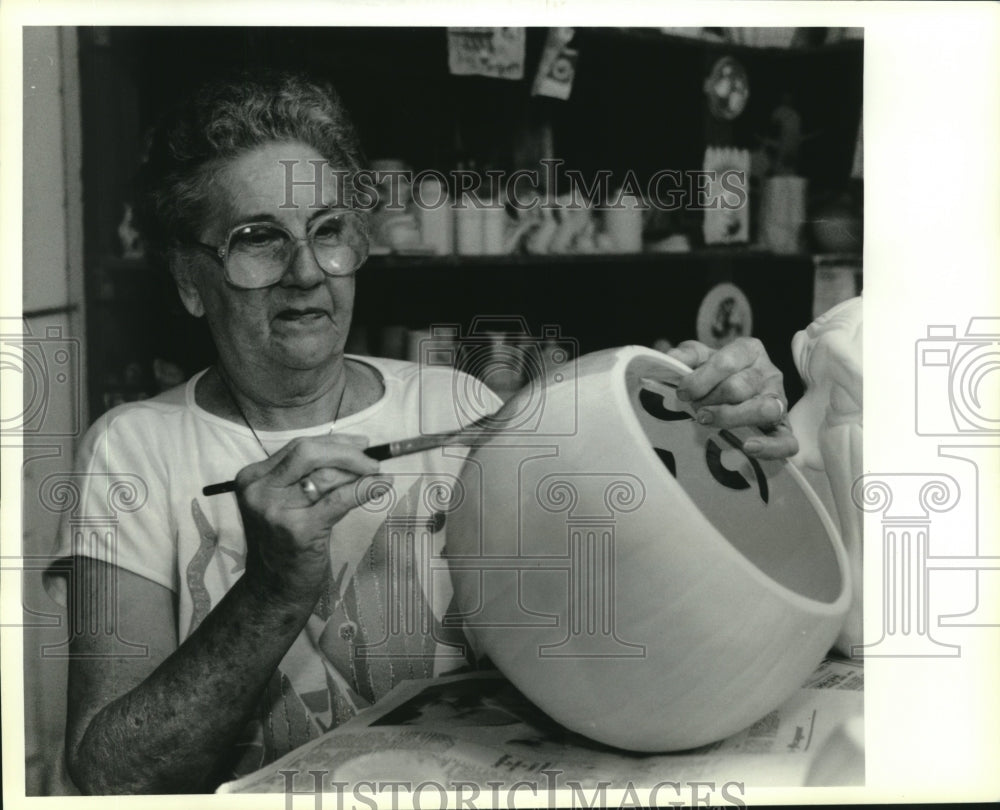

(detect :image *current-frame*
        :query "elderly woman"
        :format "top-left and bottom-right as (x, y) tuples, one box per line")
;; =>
(49, 72), (797, 794)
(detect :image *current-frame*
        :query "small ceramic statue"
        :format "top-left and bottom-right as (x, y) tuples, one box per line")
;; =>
(768, 91), (803, 175)
(521, 191), (558, 254)
(788, 296), (863, 657)
(549, 192), (596, 254)
(117, 203), (144, 259)
(370, 159), (422, 252)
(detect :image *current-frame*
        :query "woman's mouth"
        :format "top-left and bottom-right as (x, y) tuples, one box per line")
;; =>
(275, 307), (327, 322)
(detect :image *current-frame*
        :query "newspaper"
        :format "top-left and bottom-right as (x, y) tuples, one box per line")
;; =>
(219, 657), (863, 795)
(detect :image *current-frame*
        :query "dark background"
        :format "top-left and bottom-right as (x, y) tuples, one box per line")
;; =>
(76, 26), (863, 414)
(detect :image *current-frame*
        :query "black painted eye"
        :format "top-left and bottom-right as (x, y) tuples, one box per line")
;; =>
(706, 439), (751, 491)
(705, 436), (770, 504)
(653, 447), (677, 477)
(427, 511), (447, 534)
(639, 387), (692, 422)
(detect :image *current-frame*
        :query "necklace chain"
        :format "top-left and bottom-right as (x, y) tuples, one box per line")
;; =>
(216, 364), (358, 709)
(216, 365), (350, 458)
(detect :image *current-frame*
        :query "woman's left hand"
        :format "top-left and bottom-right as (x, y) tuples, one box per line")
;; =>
(667, 337), (799, 460)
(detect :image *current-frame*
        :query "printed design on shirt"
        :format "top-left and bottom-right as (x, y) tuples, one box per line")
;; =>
(260, 668), (320, 768)
(311, 561), (350, 622)
(315, 477), (472, 705)
(261, 477), (472, 761)
(186, 499), (247, 638)
(327, 666), (363, 728)
(204, 474), (477, 773)
(232, 668), (317, 779)
(187, 499), (218, 637)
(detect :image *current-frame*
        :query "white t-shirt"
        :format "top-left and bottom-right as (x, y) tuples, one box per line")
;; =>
(45, 356), (501, 778)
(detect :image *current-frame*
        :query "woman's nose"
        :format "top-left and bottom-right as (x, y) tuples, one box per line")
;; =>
(279, 240), (325, 287)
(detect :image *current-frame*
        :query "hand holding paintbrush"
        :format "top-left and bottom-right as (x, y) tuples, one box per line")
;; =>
(202, 410), (506, 497)
(202, 359), (704, 499)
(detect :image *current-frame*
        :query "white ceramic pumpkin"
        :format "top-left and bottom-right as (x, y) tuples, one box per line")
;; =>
(445, 345), (851, 752)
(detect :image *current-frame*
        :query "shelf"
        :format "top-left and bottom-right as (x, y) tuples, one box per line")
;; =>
(88, 248), (858, 413)
(96, 249), (863, 283)
(367, 250), (863, 274)
(360, 249), (849, 270)
(97, 248), (863, 278)
(585, 27), (864, 56)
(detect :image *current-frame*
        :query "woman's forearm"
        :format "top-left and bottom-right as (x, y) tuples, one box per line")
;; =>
(68, 574), (320, 794)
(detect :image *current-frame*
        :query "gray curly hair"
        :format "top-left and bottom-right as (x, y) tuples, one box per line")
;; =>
(135, 71), (366, 264)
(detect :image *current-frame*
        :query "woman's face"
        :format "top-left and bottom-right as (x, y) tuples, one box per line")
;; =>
(175, 140), (358, 377)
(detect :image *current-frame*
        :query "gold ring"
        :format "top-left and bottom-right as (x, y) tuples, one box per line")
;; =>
(300, 477), (320, 503)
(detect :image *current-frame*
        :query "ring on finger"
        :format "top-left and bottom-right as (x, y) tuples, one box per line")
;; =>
(763, 393), (787, 430)
(300, 476), (320, 504)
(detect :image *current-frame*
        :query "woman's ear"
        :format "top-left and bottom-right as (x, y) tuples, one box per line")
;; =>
(168, 254), (205, 318)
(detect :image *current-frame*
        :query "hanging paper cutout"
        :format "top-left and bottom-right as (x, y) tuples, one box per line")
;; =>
(532, 28), (578, 100)
(703, 146), (751, 245)
(447, 27), (526, 80)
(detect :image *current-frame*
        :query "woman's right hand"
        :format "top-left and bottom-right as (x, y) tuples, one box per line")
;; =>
(233, 434), (385, 604)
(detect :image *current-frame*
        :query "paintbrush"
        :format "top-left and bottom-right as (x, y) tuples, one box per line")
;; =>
(201, 410), (504, 497)
(202, 365), (697, 498)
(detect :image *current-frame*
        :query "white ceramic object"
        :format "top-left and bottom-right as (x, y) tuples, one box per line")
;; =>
(416, 176), (454, 255)
(602, 193), (643, 252)
(446, 345), (851, 752)
(788, 296), (863, 657)
(760, 175), (808, 255)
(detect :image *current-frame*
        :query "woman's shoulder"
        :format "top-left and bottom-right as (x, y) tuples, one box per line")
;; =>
(82, 371), (203, 444)
(349, 354), (503, 433)
(349, 354), (482, 388)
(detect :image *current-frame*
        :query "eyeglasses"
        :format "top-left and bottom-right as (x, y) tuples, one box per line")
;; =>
(187, 209), (369, 289)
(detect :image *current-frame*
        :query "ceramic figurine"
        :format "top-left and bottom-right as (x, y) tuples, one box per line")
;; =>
(117, 203), (144, 259)
(522, 194), (558, 254)
(549, 192), (595, 254)
(788, 296), (863, 657)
